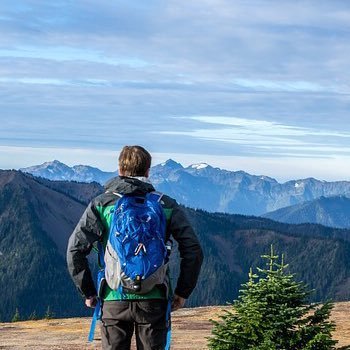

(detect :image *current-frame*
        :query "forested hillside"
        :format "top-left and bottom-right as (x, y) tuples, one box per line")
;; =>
(0, 171), (89, 321)
(185, 209), (350, 307)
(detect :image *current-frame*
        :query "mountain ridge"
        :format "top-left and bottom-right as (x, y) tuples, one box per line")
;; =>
(20, 159), (350, 216)
(263, 195), (350, 229)
(21, 160), (117, 184)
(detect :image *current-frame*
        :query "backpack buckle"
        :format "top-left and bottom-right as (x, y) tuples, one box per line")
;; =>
(134, 243), (147, 255)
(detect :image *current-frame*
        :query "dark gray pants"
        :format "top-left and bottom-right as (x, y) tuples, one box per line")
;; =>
(101, 300), (169, 350)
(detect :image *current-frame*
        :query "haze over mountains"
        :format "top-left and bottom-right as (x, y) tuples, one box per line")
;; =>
(1, 170), (350, 322)
(21, 159), (350, 217)
(263, 196), (350, 229)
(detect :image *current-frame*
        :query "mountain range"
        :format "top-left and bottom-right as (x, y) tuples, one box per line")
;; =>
(21, 160), (116, 184)
(1, 170), (350, 322)
(21, 159), (350, 216)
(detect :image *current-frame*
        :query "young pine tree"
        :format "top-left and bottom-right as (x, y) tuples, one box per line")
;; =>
(208, 246), (337, 350)
(11, 308), (21, 323)
(44, 306), (54, 320)
(29, 310), (38, 320)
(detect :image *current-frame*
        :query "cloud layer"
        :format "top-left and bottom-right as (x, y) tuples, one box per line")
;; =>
(0, 1), (349, 180)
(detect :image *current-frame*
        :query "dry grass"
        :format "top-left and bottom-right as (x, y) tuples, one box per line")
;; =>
(0, 303), (349, 349)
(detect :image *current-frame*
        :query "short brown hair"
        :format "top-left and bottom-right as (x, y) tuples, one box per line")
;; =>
(118, 145), (152, 177)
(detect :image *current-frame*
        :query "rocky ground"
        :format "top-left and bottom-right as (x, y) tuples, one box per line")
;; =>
(1, 303), (349, 349)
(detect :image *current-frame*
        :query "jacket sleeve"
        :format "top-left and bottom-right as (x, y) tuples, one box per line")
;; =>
(66, 201), (103, 298)
(169, 203), (204, 299)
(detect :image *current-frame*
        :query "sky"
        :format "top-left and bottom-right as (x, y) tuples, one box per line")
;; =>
(0, 0), (349, 182)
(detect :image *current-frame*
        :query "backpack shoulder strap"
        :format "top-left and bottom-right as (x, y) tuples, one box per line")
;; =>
(147, 191), (163, 203)
(105, 191), (124, 212)
(105, 190), (123, 198)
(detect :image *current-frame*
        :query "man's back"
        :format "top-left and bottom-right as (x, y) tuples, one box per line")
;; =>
(67, 146), (203, 350)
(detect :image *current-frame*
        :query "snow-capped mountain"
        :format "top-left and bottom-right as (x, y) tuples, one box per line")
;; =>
(21, 159), (350, 216)
(21, 160), (117, 184)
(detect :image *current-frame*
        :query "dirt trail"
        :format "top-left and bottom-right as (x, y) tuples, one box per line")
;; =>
(1, 304), (349, 349)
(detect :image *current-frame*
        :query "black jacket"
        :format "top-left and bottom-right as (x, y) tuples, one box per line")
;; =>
(66, 176), (203, 300)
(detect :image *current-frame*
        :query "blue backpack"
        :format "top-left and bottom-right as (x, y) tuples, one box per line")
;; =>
(88, 191), (172, 346)
(104, 191), (169, 294)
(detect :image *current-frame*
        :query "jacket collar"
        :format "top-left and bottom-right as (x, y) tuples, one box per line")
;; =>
(104, 176), (155, 196)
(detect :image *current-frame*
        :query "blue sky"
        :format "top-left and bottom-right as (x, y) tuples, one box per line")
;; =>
(0, 0), (349, 181)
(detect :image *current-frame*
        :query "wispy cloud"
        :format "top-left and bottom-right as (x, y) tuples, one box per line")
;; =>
(186, 116), (350, 138)
(159, 116), (350, 158)
(0, 46), (150, 68)
(232, 79), (347, 94)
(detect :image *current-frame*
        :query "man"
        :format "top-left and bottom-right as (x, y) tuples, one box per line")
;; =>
(67, 145), (203, 350)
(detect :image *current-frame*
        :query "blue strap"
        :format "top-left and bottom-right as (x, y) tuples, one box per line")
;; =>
(88, 241), (105, 342)
(88, 299), (101, 342)
(97, 241), (105, 268)
(165, 299), (172, 350)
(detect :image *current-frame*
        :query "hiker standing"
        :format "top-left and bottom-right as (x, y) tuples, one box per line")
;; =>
(67, 145), (203, 350)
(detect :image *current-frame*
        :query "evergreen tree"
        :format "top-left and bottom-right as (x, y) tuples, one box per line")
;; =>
(44, 306), (54, 320)
(29, 310), (37, 320)
(208, 246), (338, 350)
(11, 308), (21, 323)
